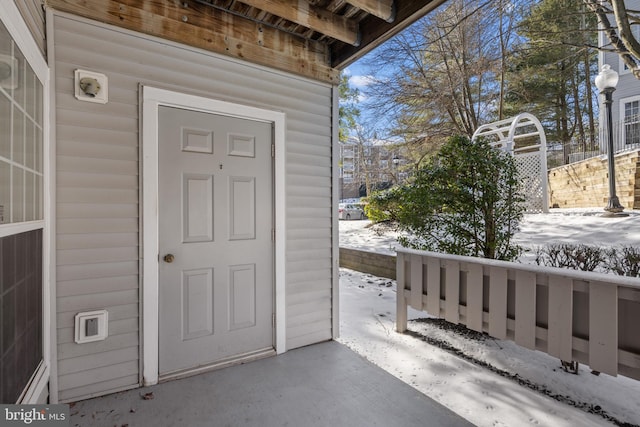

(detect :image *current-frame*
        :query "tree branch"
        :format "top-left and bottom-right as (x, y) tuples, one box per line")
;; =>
(583, 0), (640, 78)
(611, 0), (640, 64)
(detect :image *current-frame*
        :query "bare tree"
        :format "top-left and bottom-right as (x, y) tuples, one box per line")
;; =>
(360, 0), (523, 168)
(351, 124), (378, 197)
(584, 0), (640, 78)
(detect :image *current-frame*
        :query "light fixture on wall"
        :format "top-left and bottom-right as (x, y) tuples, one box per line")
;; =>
(74, 69), (108, 104)
(79, 77), (101, 97)
(0, 54), (18, 89)
(0, 61), (10, 80)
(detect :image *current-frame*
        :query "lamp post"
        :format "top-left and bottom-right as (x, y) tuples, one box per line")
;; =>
(595, 64), (625, 215)
(392, 154), (400, 184)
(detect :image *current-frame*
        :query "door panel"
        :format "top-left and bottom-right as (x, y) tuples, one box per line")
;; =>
(181, 268), (214, 340)
(181, 127), (213, 153)
(158, 106), (274, 375)
(229, 176), (255, 240)
(183, 174), (213, 243)
(229, 263), (256, 330)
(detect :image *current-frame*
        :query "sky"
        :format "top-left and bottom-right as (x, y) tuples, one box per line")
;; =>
(342, 62), (376, 126)
(344, 62), (374, 96)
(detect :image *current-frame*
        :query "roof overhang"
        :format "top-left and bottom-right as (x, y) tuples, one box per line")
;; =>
(45, 0), (447, 84)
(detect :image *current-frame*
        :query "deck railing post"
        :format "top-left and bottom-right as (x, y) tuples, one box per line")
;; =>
(396, 252), (408, 332)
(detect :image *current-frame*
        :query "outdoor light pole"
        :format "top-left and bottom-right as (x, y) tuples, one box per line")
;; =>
(392, 155), (400, 183)
(595, 64), (625, 215)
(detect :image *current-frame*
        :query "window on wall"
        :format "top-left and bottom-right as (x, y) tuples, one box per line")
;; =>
(0, 23), (43, 224)
(0, 16), (45, 404)
(620, 25), (640, 75)
(623, 98), (640, 146)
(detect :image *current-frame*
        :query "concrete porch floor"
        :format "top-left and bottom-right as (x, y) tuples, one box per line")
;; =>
(69, 341), (473, 427)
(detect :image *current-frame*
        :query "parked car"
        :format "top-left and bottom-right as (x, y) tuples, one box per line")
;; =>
(338, 203), (366, 220)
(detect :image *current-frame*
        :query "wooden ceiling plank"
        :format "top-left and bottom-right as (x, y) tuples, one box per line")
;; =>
(331, 0), (447, 68)
(235, 0), (360, 46)
(347, 0), (395, 22)
(46, 0), (340, 83)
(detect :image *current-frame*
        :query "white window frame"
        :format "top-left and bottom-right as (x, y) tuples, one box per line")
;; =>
(0, 1), (51, 404)
(619, 94), (640, 146)
(618, 25), (640, 76)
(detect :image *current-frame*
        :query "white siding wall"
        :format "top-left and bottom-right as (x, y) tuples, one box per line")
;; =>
(13, 0), (45, 55)
(52, 13), (334, 402)
(600, 0), (640, 122)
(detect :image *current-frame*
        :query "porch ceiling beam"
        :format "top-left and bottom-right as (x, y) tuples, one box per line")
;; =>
(234, 0), (360, 46)
(331, 0), (447, 69)
(347, 0), (395, 22)
(45, 0), (340, 84)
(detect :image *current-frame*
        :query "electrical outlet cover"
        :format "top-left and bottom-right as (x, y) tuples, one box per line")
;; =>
(75, 310), (109, 343)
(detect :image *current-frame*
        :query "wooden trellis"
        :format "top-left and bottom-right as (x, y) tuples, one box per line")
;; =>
(473, 113), (549, 213)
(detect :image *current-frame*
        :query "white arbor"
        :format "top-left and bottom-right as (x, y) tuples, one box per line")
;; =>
(473, 113), (549, 213)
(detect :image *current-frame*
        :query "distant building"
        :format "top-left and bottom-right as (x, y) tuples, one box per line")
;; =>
(339, 136), (407, 200)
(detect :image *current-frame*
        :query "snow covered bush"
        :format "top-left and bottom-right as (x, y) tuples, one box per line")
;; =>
(604, 246), (640, 277)
(371, 135), (526, 260)
(534, 243), (605, 271)
(364, 185), (403, 223)
(534, 243), (640, 277)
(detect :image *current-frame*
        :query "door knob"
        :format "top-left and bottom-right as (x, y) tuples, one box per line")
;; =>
(163, 254), (175, 263)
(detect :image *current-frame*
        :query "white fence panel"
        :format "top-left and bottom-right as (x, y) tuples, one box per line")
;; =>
(396, 248), (640, 380)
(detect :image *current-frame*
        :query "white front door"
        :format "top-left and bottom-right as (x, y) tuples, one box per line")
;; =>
(157, 106), (274, 376)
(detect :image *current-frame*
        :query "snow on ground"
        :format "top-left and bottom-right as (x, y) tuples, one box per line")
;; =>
(338, 208), (640, 427)
(340, 208), (640, 258)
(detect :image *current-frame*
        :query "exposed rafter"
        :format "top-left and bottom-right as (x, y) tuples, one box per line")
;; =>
(233, 0), (360, 46)
(347, 0), (395, 22)
(44, 0), (443, 84)
(46, 0), (339, 83)
(331, 0), (448, 68)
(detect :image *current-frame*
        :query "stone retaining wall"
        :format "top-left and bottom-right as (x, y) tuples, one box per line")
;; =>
(339, 247), (396, 280)
(548, 150), (640, 209)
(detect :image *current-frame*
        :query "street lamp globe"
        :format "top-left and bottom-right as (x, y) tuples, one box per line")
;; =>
(595, 64), (619, 91)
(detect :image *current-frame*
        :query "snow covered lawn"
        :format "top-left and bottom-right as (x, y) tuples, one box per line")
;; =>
(339, 208), (640, 257)
(338, 208), (640, 426)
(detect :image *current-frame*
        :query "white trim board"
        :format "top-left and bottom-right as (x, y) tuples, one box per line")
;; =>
(141, 86), (286, 386)
(0, 0), (52, 405)
(330, 85), (340, 339)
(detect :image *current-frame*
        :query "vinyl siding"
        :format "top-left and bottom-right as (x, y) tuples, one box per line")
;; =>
(13, 0), (45, 55)
(600, 0), (640, 122)
(52, 13), (334, 401)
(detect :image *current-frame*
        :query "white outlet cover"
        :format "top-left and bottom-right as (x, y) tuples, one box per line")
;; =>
(74, 69), (108, 104)
(75, 310), (109, 344)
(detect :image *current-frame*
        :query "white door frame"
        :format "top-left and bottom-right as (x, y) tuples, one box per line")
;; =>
(141, 86), (286, 386)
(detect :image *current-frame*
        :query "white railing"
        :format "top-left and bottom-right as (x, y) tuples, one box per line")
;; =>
(396, 248), (640, 380)
(601, 113), (640, 155)
(565, 114), (640, 165)
(567, 150), (600, 164)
